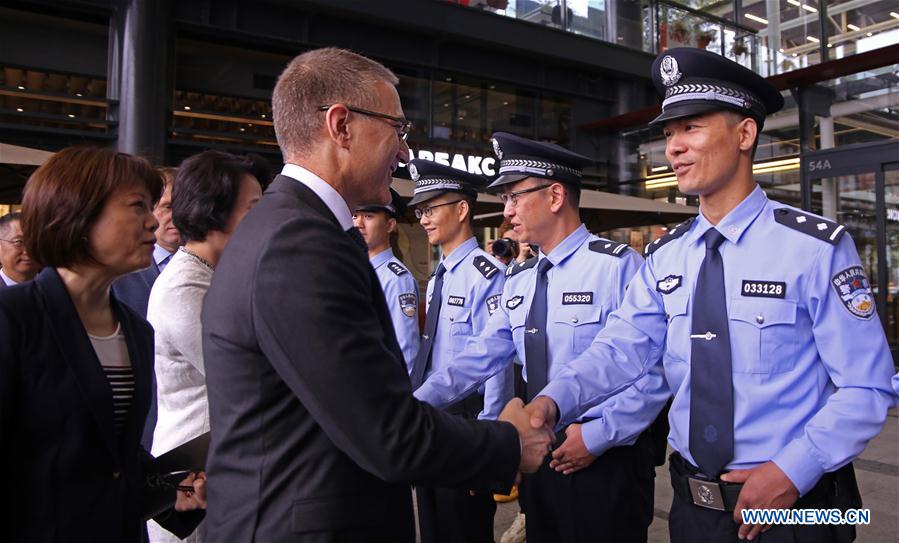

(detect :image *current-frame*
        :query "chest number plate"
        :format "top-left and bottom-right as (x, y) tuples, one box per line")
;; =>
(741, 280), (786, 299)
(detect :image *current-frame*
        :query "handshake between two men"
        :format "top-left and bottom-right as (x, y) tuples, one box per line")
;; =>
(498, 396), (561, 475)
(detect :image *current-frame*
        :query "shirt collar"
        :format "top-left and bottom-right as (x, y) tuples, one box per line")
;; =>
(541, 224), (590, 267)
(0, 269), (17, 287)
(281, 164), (354, 230)
(441, 237), (479, 272)
(685, 184), (768, 247)
(370, 248), (395, 269)
(153, 244), (174, 266)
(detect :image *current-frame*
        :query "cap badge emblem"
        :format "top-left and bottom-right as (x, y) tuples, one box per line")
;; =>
(491, 138), (503, 160)
(408, 162), (420, 181)
(660, 55), (682, 87)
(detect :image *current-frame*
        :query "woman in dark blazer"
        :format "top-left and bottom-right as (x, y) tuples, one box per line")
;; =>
(0, 147), (205, 543)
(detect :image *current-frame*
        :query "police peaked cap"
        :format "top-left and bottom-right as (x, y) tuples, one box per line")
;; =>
(356, 187), (406, 217)
(487, 132), (593, 189)
(406, 159), (488, 206)
(650, 47), (784, 127)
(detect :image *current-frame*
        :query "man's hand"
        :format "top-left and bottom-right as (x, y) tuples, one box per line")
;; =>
(174, 471), (207, 512)
(720, 461), (799, 541)
(524, 395), (558, 431)
(500, 398), (555, 474)
(549, 423), (596, 475)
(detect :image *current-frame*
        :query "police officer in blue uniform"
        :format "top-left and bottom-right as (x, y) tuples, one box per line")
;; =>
(526, 48), (895, 543)
(407, 159), (513, 543)
(414, 133), (669, 543)
(353, 188), (420, 373)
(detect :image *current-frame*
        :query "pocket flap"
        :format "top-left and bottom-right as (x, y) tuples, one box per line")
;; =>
(730, 298), (797, 328)
(553, 303), (603, 326)
(291, 494), (396, 533)
(443, 305), (471, 324)
(663, 294), (689, 318)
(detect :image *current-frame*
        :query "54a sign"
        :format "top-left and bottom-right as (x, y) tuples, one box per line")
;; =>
(807, 159), (832, 172)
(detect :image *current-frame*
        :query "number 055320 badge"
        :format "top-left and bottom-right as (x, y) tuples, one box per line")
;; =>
(831, 266), (875, 319)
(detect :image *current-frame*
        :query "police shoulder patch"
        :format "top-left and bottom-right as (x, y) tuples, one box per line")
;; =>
(589, 238), (630, 258)
(473, 255), (500, 279)
(398, 293), (417, 317)
(773, 207), (845, 245)
(505, 256), (537, 277)
(831, 266), (875, 319)
(387, 262), (408, 276)
(645, 217), (695, 256)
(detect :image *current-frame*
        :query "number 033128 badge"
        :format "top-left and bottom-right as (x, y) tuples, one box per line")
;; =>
(831, 266), (875, 319)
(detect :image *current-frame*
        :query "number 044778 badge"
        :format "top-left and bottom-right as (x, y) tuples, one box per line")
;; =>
(831, 266), (875, 319)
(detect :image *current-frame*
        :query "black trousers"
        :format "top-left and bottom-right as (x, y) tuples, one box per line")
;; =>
(519, 430), (655, 543)
(416, 393), (496, 543)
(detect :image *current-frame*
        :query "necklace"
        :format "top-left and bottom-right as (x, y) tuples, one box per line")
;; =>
(178, 246), (214, 271)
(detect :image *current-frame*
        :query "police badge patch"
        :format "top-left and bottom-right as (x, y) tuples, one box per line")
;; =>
(491, 137), (503, 160)
(656, 274), (682, 294)
(408, 162), (420, 181)
(486, 294), (501, 316)
(831, 266), (875, 319)
(506, 295), (524, 310)
(660, 55), (682, 87)
(398, 293), (417, 317)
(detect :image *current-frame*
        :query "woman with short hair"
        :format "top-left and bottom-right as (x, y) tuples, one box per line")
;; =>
(147, 150), (263, 543)
(0, 146), (206, 543)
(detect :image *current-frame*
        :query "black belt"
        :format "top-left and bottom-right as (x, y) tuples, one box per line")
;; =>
(669, 452), (841, 513)
(669, 452), (742, 512)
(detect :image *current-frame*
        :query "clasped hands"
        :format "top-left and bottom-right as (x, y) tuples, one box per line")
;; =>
(499, 396), (561, 475)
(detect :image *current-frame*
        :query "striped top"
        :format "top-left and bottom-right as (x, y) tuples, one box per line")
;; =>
(88, 323), (133, 436)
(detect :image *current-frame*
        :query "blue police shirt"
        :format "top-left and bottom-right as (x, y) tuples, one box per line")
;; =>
(370, 248), (420, 374)
(424, 236), (512, 420)
(416, 225), (669, 454)
(540, 186), (895, 495)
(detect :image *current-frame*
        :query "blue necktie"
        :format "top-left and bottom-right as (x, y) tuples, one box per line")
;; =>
(689, 228), (734, 478)
(525, 258), (553, 401)
(410, 263), (446, 388)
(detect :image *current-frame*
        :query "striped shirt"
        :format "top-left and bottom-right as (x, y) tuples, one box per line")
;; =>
(88, 323), (133, 435)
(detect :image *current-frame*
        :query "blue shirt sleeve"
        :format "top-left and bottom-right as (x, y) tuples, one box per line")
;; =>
(471, 261), (512, 421)
(771, 233), (895, 495)
(393, 272), (421, 374)
(539, 257), (669, 426)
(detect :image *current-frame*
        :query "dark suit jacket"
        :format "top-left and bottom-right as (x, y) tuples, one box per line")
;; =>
(112, 261), (160, 317)
(203, 174), (519, 542)
(112, 258), (162, 450)
(0, 268), (200, 543)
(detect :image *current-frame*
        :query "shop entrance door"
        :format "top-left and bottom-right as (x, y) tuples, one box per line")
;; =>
(803, 140), (899, 363)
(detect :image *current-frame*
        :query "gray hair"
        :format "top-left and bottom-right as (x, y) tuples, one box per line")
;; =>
(272, 48), (399, 159)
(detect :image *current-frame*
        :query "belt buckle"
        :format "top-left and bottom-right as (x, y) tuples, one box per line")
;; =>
(688, 477), (726, 511)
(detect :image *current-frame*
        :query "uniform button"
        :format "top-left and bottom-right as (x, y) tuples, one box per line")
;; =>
(571, 317), (578, 324)
(112, 471), (120, 479)
(449, 317), (454, 321)
(756, 314), (764, 325)
(728, 225), (739, 235)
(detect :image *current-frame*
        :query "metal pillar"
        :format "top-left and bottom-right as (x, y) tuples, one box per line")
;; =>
(108, 0), (173, 164)
(793, 84), (833, 211)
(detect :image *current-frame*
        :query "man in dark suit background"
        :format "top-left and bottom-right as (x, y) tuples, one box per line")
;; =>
(202, 47), (553, 542)
(112, 167), (180, 451)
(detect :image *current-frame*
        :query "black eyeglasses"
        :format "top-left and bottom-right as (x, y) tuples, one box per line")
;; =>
(414, 199), (464, 219)
(318, 104), (412, 142)
(0, 238), (25, 248)
(498, 184), (554, 207)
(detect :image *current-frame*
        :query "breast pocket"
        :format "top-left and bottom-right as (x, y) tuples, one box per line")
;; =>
(443, 305), (473, 354)
(509, 306), (527, 357)
(662, 294), (690, 363)
(728, 298), (798, 374)
(554, 304), (604, 354)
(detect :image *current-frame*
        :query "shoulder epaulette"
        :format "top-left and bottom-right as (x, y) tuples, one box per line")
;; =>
(589, 239), (631, 258)
(773, 207), (845, 245)
(644, 217), (695, 256)
(387, 262), (408, 276)
(473, 255), (500, 279)
(505, 256), (537, 277)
